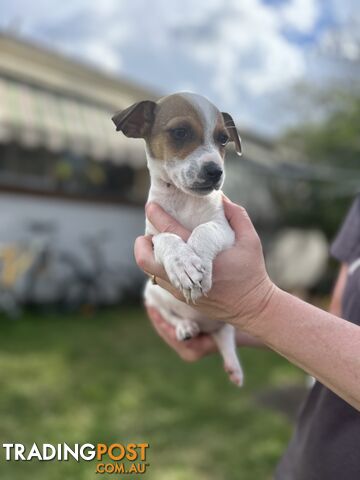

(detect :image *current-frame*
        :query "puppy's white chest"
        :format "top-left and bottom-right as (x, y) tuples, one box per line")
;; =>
(147, 186), (220, 234)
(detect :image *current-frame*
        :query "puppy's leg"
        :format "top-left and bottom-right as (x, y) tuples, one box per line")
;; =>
(212, 324), (243, 387)
(174, 319), (200, 341)
(188, 219), (235, 295)
(151, 305), (200, 341)
(145, 280), (200, 341)
(157, 309), (200, 341)
(152, 233), (205, 302)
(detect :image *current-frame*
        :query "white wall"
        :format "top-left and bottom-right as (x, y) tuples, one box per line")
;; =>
(0, 193), (146, 304)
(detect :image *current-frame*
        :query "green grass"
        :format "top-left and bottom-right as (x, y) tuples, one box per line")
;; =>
(0, 307), (306, 480)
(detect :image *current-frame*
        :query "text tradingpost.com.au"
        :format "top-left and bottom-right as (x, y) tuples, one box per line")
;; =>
(1, 443), (150, 475)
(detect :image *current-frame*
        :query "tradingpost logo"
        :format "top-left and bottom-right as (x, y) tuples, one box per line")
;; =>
(1, 443), (150, 475)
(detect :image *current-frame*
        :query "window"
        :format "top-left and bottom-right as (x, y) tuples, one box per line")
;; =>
(0, 142), (145, 204)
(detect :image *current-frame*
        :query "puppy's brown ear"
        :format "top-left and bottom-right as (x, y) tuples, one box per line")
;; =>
(222, 112), (242, 156)
(112, 100), (156, 138)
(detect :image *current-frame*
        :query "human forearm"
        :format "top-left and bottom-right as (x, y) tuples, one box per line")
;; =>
(235, 330), (266, 348)
(244, 287), (360, 410)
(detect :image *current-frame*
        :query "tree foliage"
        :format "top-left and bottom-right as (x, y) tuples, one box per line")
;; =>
(276, 90), (360, 245)
(283, 90), (360, 168)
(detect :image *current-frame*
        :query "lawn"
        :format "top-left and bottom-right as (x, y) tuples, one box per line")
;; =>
(0, 307), (306, 480)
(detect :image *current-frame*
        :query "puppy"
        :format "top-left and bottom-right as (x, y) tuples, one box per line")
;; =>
(112, 92), (244, 386)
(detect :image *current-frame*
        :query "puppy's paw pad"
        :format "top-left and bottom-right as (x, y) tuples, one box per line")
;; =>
(176, 321), (200, 341)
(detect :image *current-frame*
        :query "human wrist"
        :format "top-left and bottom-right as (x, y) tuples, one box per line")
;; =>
(235, 278), (281, 338)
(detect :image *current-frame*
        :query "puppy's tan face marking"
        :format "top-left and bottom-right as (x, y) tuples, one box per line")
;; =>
(147, 94), (205, 162)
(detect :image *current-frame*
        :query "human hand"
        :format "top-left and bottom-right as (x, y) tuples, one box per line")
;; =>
(135, 197), (276, 331)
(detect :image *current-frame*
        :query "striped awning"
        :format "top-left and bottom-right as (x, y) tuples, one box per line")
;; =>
(0, 76), (146, 166)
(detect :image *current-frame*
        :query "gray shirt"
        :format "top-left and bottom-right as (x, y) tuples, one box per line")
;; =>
(275, 194), (360, 480)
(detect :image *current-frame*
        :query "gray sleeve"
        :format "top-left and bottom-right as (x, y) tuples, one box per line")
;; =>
(330, 195), (360, 263)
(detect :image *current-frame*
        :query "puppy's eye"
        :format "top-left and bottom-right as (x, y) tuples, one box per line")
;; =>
(218, 132), (229, 146)
(170, 128), (188, 141)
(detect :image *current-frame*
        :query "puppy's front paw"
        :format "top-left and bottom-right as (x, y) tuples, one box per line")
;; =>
(163, 246), (205, 303)
(176, 320), (200, 341)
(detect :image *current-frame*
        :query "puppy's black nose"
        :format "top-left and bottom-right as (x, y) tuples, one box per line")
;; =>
(202, 162), (223, 182)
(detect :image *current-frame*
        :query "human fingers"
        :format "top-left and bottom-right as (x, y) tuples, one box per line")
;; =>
(146, 203), (190, 241)
(222, 196), (258, 242)
(134, 235), (168, 280)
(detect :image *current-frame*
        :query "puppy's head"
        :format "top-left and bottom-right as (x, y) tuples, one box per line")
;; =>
(112, 92), (242, 196)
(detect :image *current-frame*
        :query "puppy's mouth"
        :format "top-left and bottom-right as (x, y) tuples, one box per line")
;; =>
(188, 181), (221, 195)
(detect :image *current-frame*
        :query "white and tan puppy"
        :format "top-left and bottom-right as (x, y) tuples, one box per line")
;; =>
(112, 92), (244, 386)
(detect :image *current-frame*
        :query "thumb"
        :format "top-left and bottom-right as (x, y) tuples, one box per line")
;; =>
(222, 197), (257, 241)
